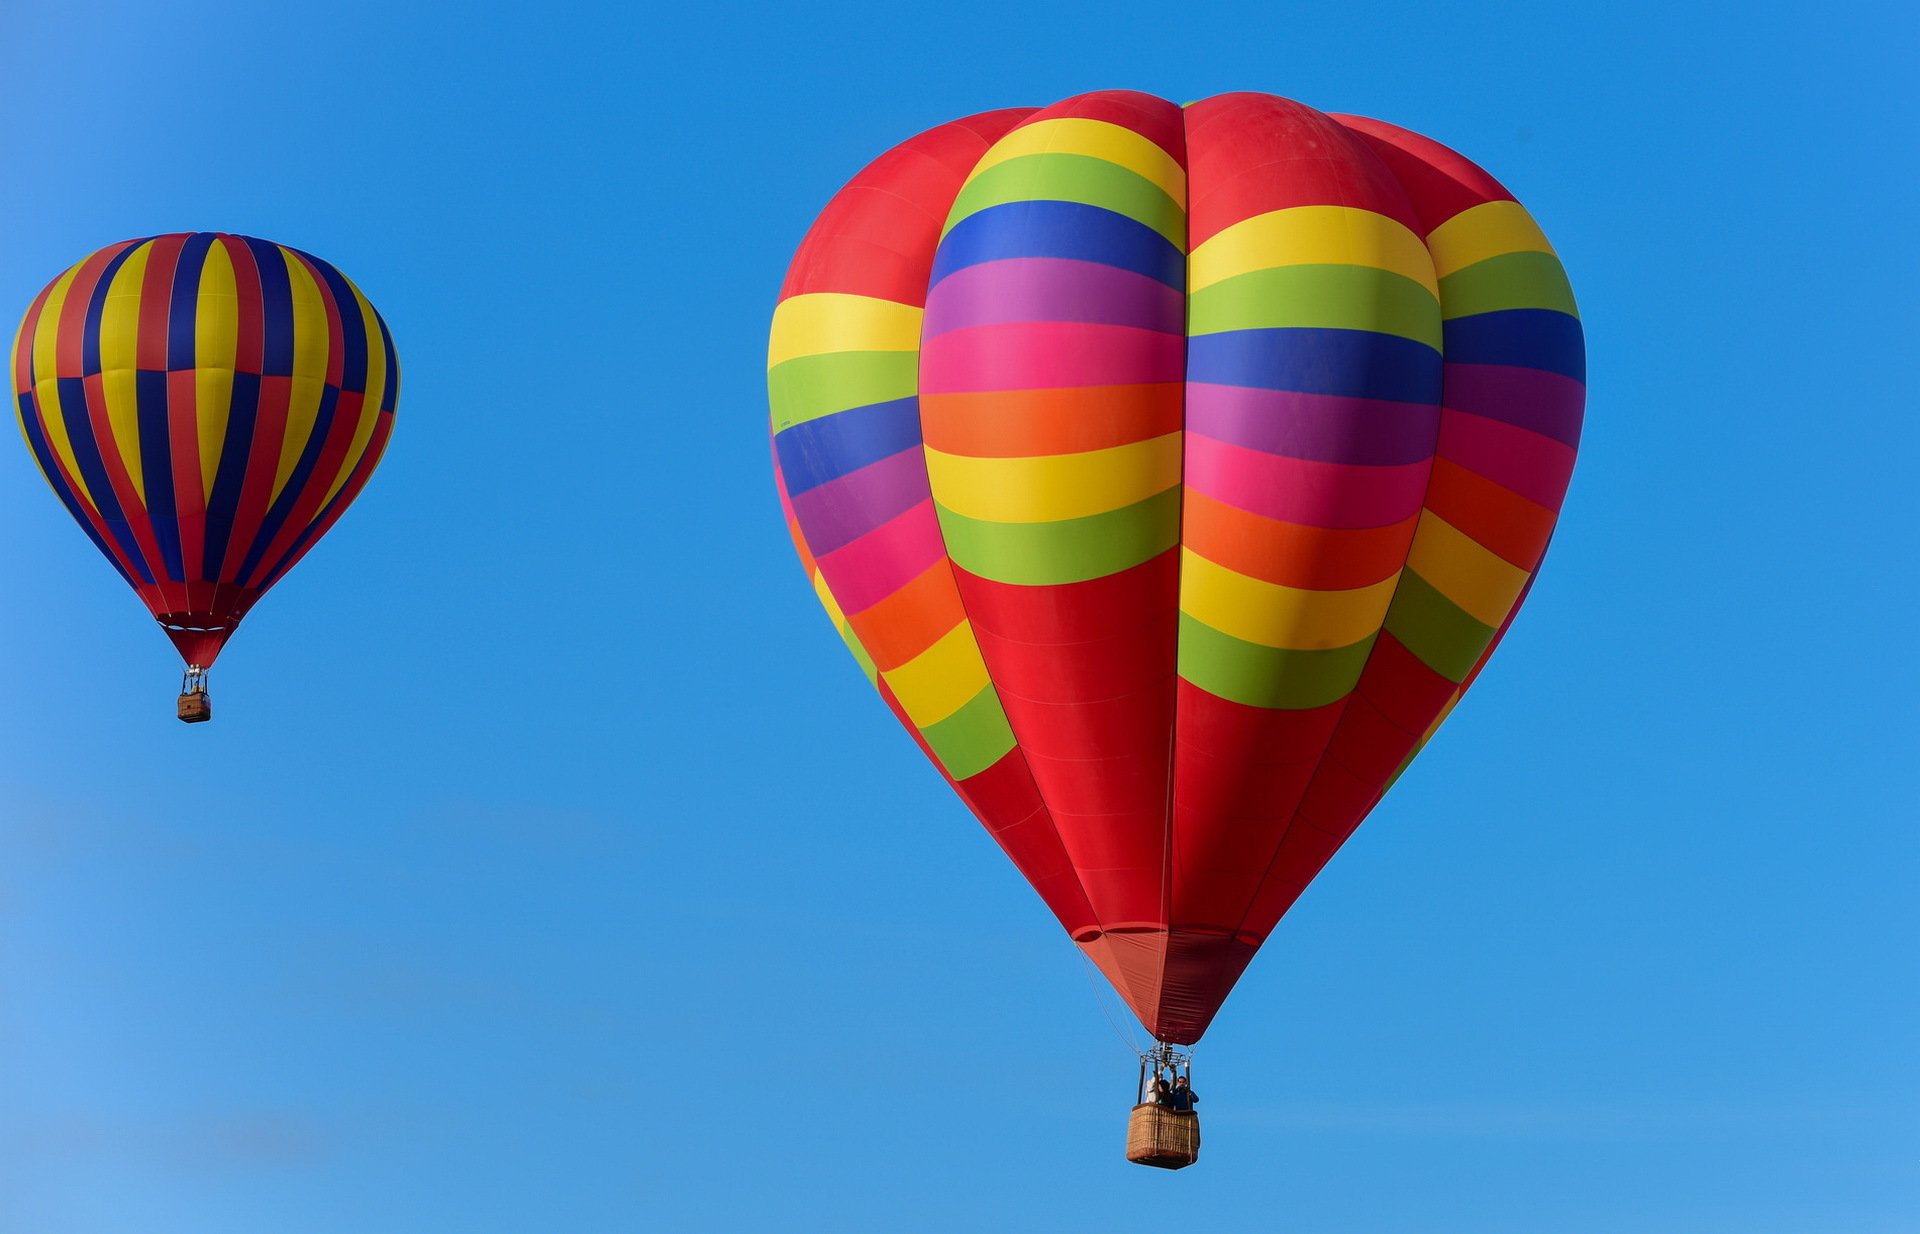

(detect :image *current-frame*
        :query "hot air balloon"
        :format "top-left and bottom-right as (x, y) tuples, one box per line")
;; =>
(768, 91), (1583, 1166)
(12, 234), (399, 722)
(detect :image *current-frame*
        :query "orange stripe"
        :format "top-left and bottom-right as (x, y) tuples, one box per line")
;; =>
(846, 557), (968, 670)
(921, 382), (1183, 457)
(1182, 489), (1418, 590)
(1424, 458), (1555, 570)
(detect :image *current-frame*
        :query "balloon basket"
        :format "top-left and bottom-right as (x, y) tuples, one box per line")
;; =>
(176, 666), (211, 724)
(1126, 1104), (1200, 1170)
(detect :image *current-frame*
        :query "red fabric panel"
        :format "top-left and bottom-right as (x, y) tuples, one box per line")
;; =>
(1185, 93), (1424, 245)
(779, 109), (1033, 304)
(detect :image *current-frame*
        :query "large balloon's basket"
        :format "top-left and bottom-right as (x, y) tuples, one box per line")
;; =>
(1126, 1105), (1200, 1169)
(1126, 1041), (1200, 1169)
(177, 666), (211, 724)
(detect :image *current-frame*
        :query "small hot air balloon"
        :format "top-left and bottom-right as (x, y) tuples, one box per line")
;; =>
(12, 234), (399, 721)
(768, 91), (1583, 1166)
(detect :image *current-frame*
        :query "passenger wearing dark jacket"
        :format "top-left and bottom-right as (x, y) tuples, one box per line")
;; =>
(1166, 1076), (1198, 1113)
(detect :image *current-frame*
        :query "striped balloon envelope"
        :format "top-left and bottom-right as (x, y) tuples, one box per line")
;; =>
(12, 234), (398, 688)
(768, 91), (1583, 1044)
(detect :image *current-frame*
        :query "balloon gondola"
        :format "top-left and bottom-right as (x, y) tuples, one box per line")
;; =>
(11, 234), (399, 720)
(770, 88), (1585, 1165)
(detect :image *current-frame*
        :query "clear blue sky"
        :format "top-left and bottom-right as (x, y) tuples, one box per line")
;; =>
(1, 2), (1913, 1230)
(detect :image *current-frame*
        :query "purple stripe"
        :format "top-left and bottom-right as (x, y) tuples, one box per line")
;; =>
(790, 446), (931, 556)
(1184, 384), (1440, 466)
(1441, 363), (1585, 448)
(923, 257), (1185, 339)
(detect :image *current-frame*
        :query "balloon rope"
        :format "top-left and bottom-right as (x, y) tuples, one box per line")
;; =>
(1079, 950), (1146, 1059)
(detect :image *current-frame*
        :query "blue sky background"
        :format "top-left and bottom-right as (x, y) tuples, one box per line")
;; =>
(1, 1), (1914, 1230)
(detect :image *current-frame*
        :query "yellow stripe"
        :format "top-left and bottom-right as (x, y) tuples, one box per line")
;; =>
(98, 244), (153, 499)
(30, 263), (88, 506)
(195, 241), (238, 502)
(1425, 200), (1555, 279)
(925, 433), (1180, 523)
(271, 249), (329, 505)
(1190, 206), (1437, 297)
(318, 283), (387, 509)
(768, 293), (921, 368)
(811, 566), (880, 686)
(880, 620), (989, 727)
(1403, 511), (1532, 627)
(968, 117), (1186, 203)
(96, 241), (151, 373)
(1181, 548), (1400, 650)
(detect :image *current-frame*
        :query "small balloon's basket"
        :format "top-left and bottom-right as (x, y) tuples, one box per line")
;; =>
(1126, 1104), (1200, 1169)
(176, 666), (212, 724)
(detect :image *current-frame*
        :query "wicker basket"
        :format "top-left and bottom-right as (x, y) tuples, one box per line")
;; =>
(177, 691), (212, 724)
(1126, 1103), (1200, 1169)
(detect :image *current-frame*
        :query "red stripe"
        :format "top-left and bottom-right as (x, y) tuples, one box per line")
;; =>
(13, 276), (54, 391)
(1185, 94), (1422, 246)
(15, 280), (137, 581)
(136, 235), (183, 371)
(78, 369), (169, 596)
(778, 109), (1031, 305)
(244, 387), (363, 589)
(225, 235), (266, 373)
(219, 374), (292, 583)
(257, 410), (392, 592)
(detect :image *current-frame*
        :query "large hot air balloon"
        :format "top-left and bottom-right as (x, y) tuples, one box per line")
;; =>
(768, 90), (1582, 1162)
(12, 234), (399, 721)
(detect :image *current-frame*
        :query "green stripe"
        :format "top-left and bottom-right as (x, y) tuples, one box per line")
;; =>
(943, 153), (1186, 249)
(934, 488), (1179, 585)
(1188, 265), (1442, 349)
(919, 685), (1016, 780)
(1382, 570), (1496, 683)
(1438, 251), (1579, 320)
(1177, 614), (1376, 709)
(837, 617), (878, 686)
(767, 351), (917, 431)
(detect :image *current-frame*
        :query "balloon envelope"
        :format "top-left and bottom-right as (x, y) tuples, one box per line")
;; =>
(12, 234), (398, 668)
(769, 91), (1584, 1043)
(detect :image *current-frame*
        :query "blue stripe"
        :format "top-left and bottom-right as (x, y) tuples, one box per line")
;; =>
(247, 238), (296, 377)
(302, 252), (370, 394)
(375, 311), (400, 412)
(135, 368), (183, 581)
(774, 397), (921, 496)
(1186, 327), (1443, 404)
(81, 244), (141, 376)
(17, 392), (131, 584)
(202, 370), (259, 578)
(53, 376), (153, 584)
(930, 201), (1185, 289)
(237, 385), (338, 584)
(166, 234), (214, 371)
(1441, 309), (1585, 381)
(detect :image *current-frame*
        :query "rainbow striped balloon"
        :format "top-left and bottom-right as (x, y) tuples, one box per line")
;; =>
(12, 234), (398, 673)
(769, 91), (1583, 1044)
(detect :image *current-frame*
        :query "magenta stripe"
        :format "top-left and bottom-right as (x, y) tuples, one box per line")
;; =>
(1185, 435), (1431, 528)
(1441, 363), (1585, 447)
(922, 258), (1186, 338)
(1437, 411), (1577, 511)
(790, 446), (931, 556)
(1185, 383), (1439, 466)
(814, 498), (946, 614)
(921, 322), (1184, 393)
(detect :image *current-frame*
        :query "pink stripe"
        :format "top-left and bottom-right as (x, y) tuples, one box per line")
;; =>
(815, 497), (947, 614)
(1185, 434), (1431, 528)
(1437, 410), (1577, 512)
(923, 258), (1186, 338)
(920, 321), (1184, 393)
